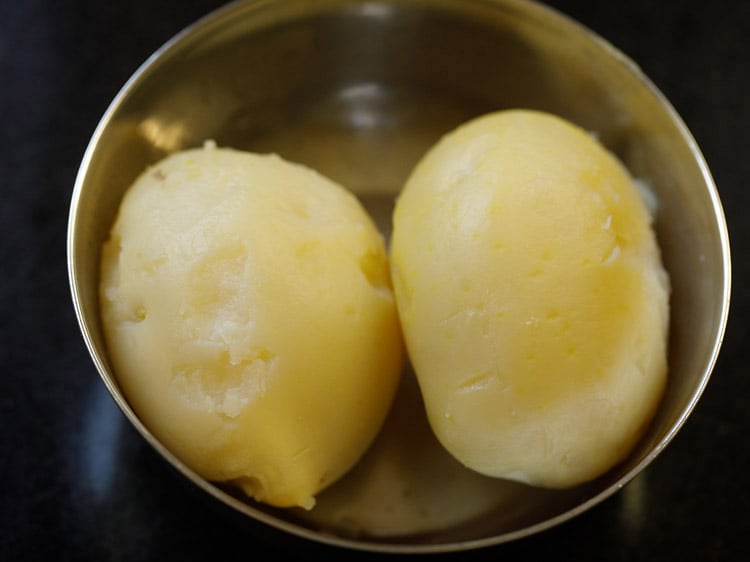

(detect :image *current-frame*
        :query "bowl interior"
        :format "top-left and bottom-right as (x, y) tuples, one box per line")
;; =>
(68, 0), (730, 553)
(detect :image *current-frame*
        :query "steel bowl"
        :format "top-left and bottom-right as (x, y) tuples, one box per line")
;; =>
(67, 0), (731, 553)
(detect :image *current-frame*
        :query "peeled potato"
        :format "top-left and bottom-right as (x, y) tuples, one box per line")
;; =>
(390, 110), (669, 488)
(100, 143), (403, 509)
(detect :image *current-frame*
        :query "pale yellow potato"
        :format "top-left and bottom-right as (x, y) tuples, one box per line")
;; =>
(391, 110), (669, 488)
(100, 143), (403, 509)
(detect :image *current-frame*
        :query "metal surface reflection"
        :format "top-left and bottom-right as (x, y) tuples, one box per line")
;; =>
(618, 471), (648, 541)
(138, 118), (188, 153)
(337, 82), (391, 130)
(78, 381), (124, 499)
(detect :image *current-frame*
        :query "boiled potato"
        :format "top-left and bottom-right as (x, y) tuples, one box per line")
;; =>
(390, 110), (669, 488)
(100, 143), (403, 509)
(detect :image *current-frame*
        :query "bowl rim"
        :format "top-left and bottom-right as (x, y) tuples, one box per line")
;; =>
(66, 0), (732, 553)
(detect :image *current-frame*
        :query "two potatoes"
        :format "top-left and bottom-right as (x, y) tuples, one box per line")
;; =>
(99, 110), (669, 510)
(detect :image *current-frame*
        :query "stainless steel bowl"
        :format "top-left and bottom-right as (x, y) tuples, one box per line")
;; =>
(67, 0), (731, 553)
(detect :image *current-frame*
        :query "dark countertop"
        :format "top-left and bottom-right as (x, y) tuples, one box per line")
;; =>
(1, 0), (747, 560)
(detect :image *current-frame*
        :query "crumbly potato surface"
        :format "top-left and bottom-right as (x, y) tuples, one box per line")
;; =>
(100, 144), (403, 509)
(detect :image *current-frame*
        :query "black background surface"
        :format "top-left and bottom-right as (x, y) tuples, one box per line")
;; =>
(1, 0), (748, 560)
